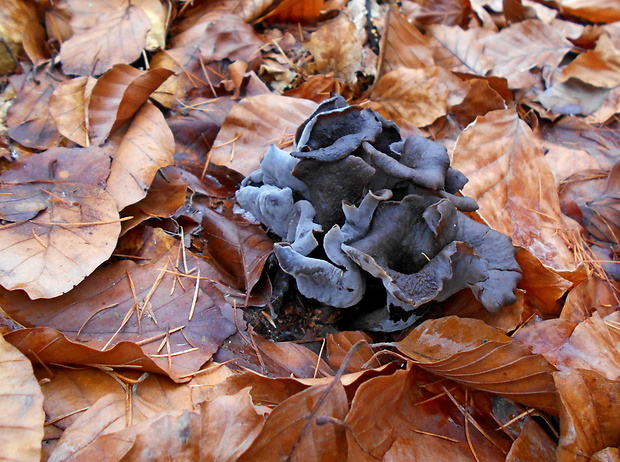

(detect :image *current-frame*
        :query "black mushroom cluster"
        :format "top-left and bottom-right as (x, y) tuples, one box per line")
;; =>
(236, 95), (521, 331)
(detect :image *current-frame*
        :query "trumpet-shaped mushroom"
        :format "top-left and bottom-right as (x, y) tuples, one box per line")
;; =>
(236, 97), (521, 330)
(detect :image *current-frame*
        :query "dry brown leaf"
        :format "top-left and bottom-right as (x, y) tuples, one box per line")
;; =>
(402, 0), (472, 28)
(555, 369), (620, 462)
(0, 334), (44, 462)
(0, 181), (120, 299)
(452, 108), (580, 272)
(427, 24), (494, 75)
(7, 66), (63, 149)
(482, 19), (572, 86)
(378, 5), (435, 77)
(233, 0), (278, 22)
(88, 64), (174, 145)
(199, 388), (270, 461)
(345, 368), (511, 461)
(209, 94), (317, 176)
(22, 19), (51, 67)
(395, 316), (559, 413)
(105, 102), (175, 210)
(561, 276), (619, 322)
(326, 331), (380, 373)
(237, 378), (348, 461)
(0, 0), (38, 74)
(450, 78), (506, 127)
(537, 78), (611, 116)
(558, 0), (620, 23)
(559, 34), (620, 88)
(263, 0), (324, 23)
(306, 14), (363, 84)
(49, 76), (97, 146)
(59, 3), (151, 76)
(369, 66), (469, 127)
(506, 419), (557, 462)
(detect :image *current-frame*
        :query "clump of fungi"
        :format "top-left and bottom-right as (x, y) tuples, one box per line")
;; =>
(237, 96), (521, 331)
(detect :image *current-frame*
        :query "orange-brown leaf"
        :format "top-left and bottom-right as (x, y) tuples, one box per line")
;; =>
(49, 76), (96, 146)
(394, 316), (558, 413)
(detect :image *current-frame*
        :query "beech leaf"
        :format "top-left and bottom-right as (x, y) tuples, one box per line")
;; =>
(49, 76), (97, 146)
(394, 316), (559, 413)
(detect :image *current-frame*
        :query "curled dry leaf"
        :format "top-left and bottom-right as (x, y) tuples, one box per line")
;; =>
(59, 3), (151, 76)
(394, 316), (558, 413)
(7, 66), (63, 149)
(49, 76), (97, 146)
(369, 66), (469, 127)
(202, 206), (273, 301)
(555, 369), (620, 461)
(452, 108), (580, 273)
(88, 64), (174, 146)
(306, 14), (362, 84)
(0, 334), (44, 462)
(237, 379), (348, 462)
(105, 102), (175, 210)
(209, 94), (317, 176)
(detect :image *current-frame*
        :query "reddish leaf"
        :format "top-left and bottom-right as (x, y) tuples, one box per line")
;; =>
(262, 0), (324, 23)
(237, 378), (348, 461)
(326, 331), (381, 373)
(0, 334), (44, 462)
(202, 207), (273, 299)
(558, 0), (620, 23)
(506, 420), (557, 462)
(105, 102), (175, 210)
(88, 65), (174, 145)
(59, 3), (151, 76)
(394, 316), (559, 413)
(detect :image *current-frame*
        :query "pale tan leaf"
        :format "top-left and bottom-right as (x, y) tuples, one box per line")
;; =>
(49, 76), (97, 146)
(369, 66), (469, 127)
(210, 94), (317, 176)
(452, 108), (579, 272)
(105, 103), (175, 210)
(427, 24), (494, 75)
(59, 4), (151, 76)
(306, 14), (362, 83)
(482, 19), (572, 84)
(0, 335), (44, 462)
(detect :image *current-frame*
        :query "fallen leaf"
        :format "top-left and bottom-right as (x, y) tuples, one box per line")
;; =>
(537, 78), (611, 116)
(49, 76), (97, 146)
(326, 331), (381, 373)
(482, 19), (572, 86)
(7, 66), (63, 149)
(306, 14), (362, 83)
(59, 3), (151, 76)
(555, 369), (620, 461)
(394, 316), (558, 413)
(557, 0), (620, 23)
(427, 24), (494, 76)
(450, 78), (507, 127)
(560, 276), (619, 322)
(506, 419), (557, 462)
(209, 94), (317, 176)
(105, 102), (175, 210)
(402, 0), (472, 28)
(0, 334), (44, 462)
(88, 64), (174, 145)
(369, 66), (469, 127)
(559, 35), (620, 88)
(262, 0), (324, 23)
(199, 388), (270, 461)
(237, 378), (348, 461)
(202, 206), (273, 299)
(452, 108), (580, 272)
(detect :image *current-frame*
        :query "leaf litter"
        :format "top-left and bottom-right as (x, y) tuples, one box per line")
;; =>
(0, 0), (619, 460)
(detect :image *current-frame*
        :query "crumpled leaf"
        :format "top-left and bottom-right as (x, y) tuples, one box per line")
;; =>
(237, 378), (348, 461)
(59, 3), (151, 76)
(0, 334), (44, 462)
(369, 66), (469, 127)
(394, 316), (559, 413)
(452, 108), (580, 273)
(210, 94), (317, 176)
(105, 102), (175, 210)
